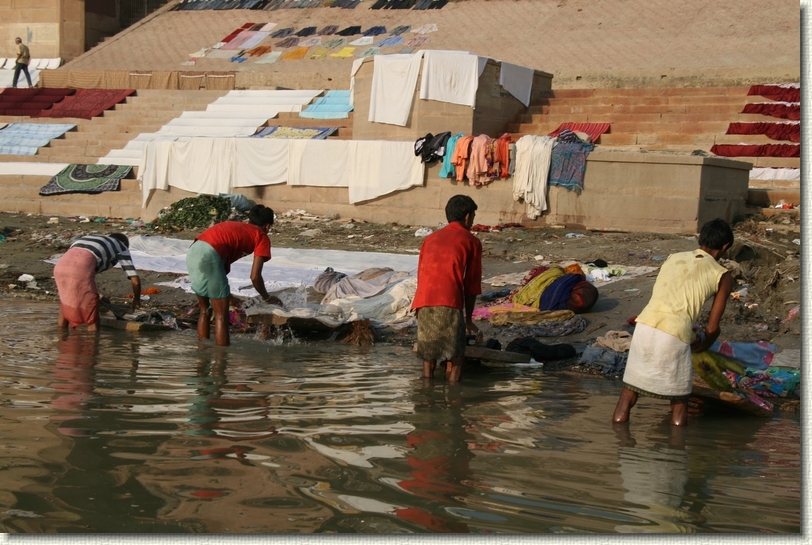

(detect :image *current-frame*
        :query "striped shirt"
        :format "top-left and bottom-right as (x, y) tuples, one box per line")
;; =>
(69, 235), (138, 278)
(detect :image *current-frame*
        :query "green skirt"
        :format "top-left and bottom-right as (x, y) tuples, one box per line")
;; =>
(415, 306), (466, 362)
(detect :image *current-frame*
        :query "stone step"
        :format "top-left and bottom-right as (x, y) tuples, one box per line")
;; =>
(549, 86), (752, 99)
(746, 188), (801, 208)
(545, 94), (759, 106)
(748, 178), (801, 190)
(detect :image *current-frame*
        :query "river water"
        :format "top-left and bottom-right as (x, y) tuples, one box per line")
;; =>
(0, 300), (801, 534)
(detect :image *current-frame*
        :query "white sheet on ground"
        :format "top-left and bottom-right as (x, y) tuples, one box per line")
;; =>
(418, 50), (480, 107)
(113, 236), (418, 309)
(347, 140), (424, 204)
(205, 104), (297, 114)
(368, 51), (424, 126)
(156, 125), (259, 137)
(164, 117), (269, 127)
(244, 302), (358, 328)
(499, 61), (534, 107)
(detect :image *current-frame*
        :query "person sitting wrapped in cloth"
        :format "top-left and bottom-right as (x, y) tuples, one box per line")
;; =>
(612, 218), (734, 426)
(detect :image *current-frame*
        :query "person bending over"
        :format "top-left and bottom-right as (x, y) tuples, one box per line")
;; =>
(612, 218), (734, 426)
(412, 195), (483, 382)
(54, 233), (141, 331)
(186, 204), (282, 346)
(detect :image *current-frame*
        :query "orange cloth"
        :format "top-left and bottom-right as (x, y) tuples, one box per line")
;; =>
(496, 133), (513, 178)
(281, 47), (308, 60)
(466, 134), (492, 186)
(564, 263), (585, 276)
(451, 135), (475, 182)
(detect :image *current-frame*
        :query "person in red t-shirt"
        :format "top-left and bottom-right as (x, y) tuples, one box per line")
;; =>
(412, 195), (482, 382)
(186, 204), (283, 346)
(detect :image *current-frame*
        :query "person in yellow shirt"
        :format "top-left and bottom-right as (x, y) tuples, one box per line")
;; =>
(612, 218), (734, 426)
(12, 37), (32, 88)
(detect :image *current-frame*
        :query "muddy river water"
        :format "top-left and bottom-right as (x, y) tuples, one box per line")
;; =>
(0, 300), (800, 534)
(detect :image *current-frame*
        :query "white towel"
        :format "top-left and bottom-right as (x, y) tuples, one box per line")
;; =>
(368, 52), (424, 126)
(350, 36), (374, 46)
(512, 135), (555, 219)
(499, 62), (534, 107)
(288, 140), (350, 187)
(233, 138), (289, 188)
(419, 50), (480, 108)
(347, 141), (424, 204)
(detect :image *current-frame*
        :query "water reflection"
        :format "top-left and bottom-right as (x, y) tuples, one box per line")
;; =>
(613, 424), (692, 532)
(0, 300), (802, 533)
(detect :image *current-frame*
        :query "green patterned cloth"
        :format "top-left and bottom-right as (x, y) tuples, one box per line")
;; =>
(39, 164), (131, 195)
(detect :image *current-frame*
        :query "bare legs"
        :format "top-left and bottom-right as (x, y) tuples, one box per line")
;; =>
(196, 295), (231, 346)
(612, 388), (638, 423)
(613, 387), (690, 426)
(422, 356), (463, 382)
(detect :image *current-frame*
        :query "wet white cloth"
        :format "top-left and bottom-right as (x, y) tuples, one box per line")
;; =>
(347, 140), (424, 204)
(369, 52), (424, 126)
(622, 323), (693, 398)
(321, 269), (411, 304)
(499, 61), (534, 107)
(419, 50), (480, 108)
(512, 135), (555, 219)
(288, 139), (350, 187)
(331, 275), (417, 327)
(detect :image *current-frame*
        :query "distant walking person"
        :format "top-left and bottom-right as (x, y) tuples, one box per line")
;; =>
(411, 195), (483, 382)
(12, 37), (33, 88)
(54, 233), (142, 331)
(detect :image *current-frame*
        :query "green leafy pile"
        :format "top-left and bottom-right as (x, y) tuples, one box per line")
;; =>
(152, 195), (232, 232)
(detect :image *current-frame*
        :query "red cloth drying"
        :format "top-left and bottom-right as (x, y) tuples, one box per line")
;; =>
(38, 89), (136, 119)
(741, 102), (800, 120)
(711, 144), (800, 158)
(548, 122), (610, 143)
(727, 122), (800, 142)
(747, 85), (800, 102)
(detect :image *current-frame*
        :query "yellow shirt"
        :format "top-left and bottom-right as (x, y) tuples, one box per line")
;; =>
(636, 249), (728, 344)
(16, 43), (30, 65)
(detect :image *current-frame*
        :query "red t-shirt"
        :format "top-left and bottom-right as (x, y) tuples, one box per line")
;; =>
(411, 221), (482, 312)
(196, 222), (271, 273)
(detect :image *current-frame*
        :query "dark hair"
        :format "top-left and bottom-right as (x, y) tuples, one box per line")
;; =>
(445, 195), (477, 223)
(109, 232), (129, 248)
(248, 204), (275, 227)
(698, 218), (734, 250)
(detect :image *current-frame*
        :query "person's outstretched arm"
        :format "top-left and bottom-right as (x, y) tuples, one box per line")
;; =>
(251, 255), (283, 306)
(692, 271), (733, 352)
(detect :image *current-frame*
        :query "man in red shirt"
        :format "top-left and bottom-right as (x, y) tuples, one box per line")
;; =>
(412, 195), (482, 382)
(186, 204), (283, 346)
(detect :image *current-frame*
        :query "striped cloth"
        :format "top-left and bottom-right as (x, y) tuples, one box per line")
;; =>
(69, 235), (138, 277)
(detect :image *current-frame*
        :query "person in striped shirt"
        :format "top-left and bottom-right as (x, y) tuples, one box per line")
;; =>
(53, 233), (141, 331)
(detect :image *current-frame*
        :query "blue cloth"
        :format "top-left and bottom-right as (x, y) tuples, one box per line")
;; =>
(439, 133), (464, 178)
(299, 90), (353, 119)
(539, 273), (583, 311)
(710, 340), (776, 370)
(548, 141), (594, 194)
(0, 123), (76, 155)
(376, 36), (403, 47)
(579, 345), (628, 375)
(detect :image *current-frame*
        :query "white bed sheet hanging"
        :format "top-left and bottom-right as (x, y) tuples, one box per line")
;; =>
(418, 50), (480, 108)
(233, 138), (290, 188)
(288, 139), (351, 187)
(347, 140), (424, 204)
(368, 51), (424, 126)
